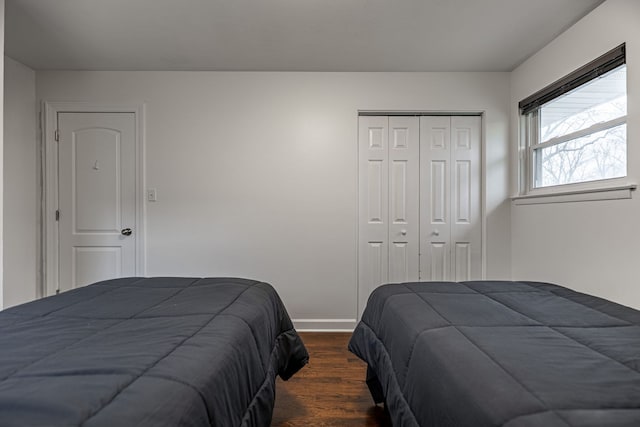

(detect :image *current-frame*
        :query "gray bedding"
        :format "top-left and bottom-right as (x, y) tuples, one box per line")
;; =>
(349, 281), (640, 427)
(0, 277), (308, 426)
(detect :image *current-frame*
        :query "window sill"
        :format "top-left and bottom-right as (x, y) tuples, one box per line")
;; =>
(511, 184), (636, 205)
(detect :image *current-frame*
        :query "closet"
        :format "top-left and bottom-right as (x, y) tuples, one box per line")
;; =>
(358, 115), (482, 314)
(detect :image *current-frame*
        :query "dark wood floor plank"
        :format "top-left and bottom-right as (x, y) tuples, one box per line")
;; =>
(272, 332), (391, 426)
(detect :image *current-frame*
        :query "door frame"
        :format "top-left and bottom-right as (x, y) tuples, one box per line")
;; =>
(41, 102), (147, 297)
(356, 110), (487, 317)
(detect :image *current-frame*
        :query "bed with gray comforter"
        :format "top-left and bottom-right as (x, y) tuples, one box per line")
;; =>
(349, 281), (640, 426)
(0, 277), (308, 426)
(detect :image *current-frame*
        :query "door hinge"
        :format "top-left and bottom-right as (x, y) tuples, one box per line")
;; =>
(54, 129), (59, 142)
(55, 210), (60, 221)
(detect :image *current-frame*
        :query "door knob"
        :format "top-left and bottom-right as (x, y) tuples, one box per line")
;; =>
(400, 229), (407, 236)
(121, 228), (133, 236)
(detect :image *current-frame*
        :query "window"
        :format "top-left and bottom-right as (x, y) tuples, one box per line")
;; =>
(519, 44), (627, 192)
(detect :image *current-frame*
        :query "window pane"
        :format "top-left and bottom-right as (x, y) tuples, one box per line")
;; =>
(534, 124), (626, 188)
(540, 66), (626, 142)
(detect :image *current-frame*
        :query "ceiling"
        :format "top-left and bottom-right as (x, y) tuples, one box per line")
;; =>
(5, 0), (605, 72)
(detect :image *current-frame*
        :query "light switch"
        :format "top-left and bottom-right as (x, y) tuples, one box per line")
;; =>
(147, 188), (157, 202)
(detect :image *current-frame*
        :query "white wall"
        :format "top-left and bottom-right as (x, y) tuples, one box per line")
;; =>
(37, 71), (511, 327)
(3, 56), (37, 308)
(510, 0), (640, 308)
(0, 0), (5, 309)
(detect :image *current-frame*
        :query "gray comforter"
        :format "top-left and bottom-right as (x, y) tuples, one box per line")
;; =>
(349, 281), (640, 426)
(0, 277), (308, 426)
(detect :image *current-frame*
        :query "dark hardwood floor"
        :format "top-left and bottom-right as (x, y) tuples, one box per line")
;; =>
(271, 332), (392, 426)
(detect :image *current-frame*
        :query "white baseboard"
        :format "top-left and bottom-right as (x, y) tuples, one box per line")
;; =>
(292, 318), (357, 332)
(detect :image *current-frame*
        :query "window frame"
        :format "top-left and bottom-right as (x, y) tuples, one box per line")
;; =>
(518, 44), (628, 197)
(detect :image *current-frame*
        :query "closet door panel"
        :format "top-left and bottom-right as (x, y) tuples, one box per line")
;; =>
(359, 116), (390, 316)
(388, 117), (419, 283)
(451, 116), (482, 281)
(359, 114), (482, 319)
(420, 116), (452, 281)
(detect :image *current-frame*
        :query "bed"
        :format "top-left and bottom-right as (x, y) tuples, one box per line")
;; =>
(0, 277), (308, 427)
(348, 280), (640, 427)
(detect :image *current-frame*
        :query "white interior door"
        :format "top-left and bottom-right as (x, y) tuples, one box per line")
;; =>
(420, 116), (481, 281)
(358, 116), (419, 315)
(58, 112), (137, 292)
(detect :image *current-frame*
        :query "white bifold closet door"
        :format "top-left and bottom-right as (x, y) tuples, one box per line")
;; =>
(358, 115), (481, 316)
(420, 116), (482, 282)
(358, 116), (420, 315)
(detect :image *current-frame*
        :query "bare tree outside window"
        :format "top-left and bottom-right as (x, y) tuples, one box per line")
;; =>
(532, 66), (627, 188)
(536, 125), (626, 187)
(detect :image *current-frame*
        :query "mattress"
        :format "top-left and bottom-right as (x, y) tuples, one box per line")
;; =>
(349, 281), (640, 427)
(0, 277), (308, 427)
